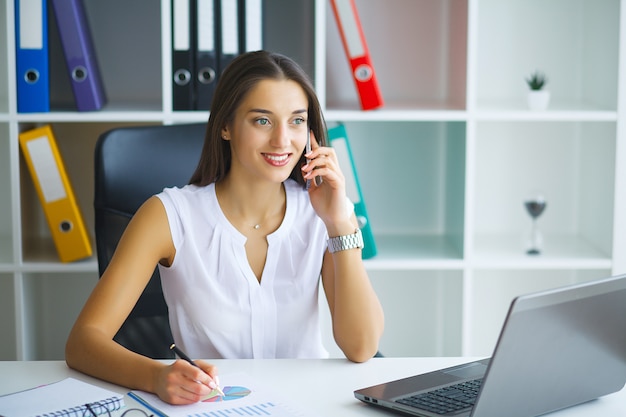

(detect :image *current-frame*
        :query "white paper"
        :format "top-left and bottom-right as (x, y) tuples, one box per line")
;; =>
(129, 373), (319, 417)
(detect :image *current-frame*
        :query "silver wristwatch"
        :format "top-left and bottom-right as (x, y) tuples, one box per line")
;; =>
(328, 228), (364, 253)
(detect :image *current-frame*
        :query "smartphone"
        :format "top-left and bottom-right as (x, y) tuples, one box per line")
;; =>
(305, 133), (322, 189)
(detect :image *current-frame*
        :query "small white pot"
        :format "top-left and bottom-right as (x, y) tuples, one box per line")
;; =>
(527, 90), (550, 111)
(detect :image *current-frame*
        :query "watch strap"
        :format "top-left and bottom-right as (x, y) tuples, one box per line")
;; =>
(328, 228), (364, 253)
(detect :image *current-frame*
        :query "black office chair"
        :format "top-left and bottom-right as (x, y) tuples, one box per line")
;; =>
(94, 123), (206, 359)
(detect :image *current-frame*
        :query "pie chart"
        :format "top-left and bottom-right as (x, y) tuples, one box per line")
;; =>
(202, 386), (252, 402)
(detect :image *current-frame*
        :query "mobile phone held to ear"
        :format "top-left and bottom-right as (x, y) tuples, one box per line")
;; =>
(305, 132), (323, 189)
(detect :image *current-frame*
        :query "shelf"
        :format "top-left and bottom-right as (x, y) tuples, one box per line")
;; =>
(325, 0), (467, 112)
(17, 122), (165, 267)
(325, 99), (467, 115)
(473, 121), (616, 259)
(365, 233), (612, 271)
(326, 104), (618, 123)
(475, 0), (620, 112)
(14, 105), (166, 123)
(471, 234), (612, 270)
(20, 237), (98, 273)
(47, 0), (163, 114)
(365, 235), (464, 271)
(474, 100), (618, 121)
(338, 121), (465, 248)
(20, 272), (98, 360)
(325, 109), (467, 122)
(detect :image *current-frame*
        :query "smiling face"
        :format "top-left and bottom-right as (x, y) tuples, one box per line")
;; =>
(222, 79), (310, 185)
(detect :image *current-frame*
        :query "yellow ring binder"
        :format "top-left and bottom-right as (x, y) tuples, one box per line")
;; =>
(19, 125), (92, 263)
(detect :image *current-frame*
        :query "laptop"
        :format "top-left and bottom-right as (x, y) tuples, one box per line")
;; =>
(355, 274), (626, 417)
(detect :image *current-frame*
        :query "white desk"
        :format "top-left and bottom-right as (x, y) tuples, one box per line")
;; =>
(1, 358), (625, 416)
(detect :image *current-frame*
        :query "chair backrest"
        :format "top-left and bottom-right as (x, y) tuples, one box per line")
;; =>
(94, 123), (206, 358)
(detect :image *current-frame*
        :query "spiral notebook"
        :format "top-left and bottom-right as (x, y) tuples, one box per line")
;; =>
(0, 377), (124, 417)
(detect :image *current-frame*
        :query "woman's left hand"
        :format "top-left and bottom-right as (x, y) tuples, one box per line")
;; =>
(301, 131), (351, 229)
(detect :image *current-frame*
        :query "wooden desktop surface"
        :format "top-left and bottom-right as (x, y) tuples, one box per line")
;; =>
(1, 358), (625, 416)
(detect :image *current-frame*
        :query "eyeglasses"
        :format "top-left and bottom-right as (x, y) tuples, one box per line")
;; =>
(81, 399), (153, 417)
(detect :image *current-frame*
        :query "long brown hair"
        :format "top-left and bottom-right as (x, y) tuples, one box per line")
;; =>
(189, 51), (327, 187)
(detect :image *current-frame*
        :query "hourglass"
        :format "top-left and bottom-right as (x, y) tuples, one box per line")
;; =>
(524, 193), (547, 255)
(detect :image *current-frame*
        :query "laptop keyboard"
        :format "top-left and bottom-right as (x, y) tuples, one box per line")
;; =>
(395, 378), (482, 415)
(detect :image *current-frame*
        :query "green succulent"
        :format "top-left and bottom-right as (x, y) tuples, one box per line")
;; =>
(526, 71), (547, 90)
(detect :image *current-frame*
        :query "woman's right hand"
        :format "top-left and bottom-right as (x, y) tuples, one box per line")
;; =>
(155, 359), (220, 404)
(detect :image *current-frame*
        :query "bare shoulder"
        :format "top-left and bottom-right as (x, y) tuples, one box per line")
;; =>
(136, 195), (168, 219)
(115, 196), (174, 265)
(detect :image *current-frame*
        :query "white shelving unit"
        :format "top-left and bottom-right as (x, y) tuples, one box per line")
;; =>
(0, 0), (624, 361)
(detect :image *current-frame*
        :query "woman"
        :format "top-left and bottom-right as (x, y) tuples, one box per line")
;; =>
(66, 51), (384, 405)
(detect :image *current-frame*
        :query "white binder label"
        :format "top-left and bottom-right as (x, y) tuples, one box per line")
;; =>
(334, 0), (364, 58)
(333, 138), (361, 204)
(19, 0), (43, 49)
(26, 137), (67, 203)
(197, 0), (215, 51)
(244, 0), (263, 51)
(173, 0), (190, 50)
(221, 0), (239, 54)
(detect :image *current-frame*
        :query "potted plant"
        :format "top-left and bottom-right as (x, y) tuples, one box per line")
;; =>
(526, 70), (550, 111)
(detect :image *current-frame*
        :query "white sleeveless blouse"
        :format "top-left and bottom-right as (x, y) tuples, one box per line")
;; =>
(156, 180), (330, 359)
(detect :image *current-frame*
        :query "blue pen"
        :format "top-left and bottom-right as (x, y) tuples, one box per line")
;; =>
(128, 391), (167, 417)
